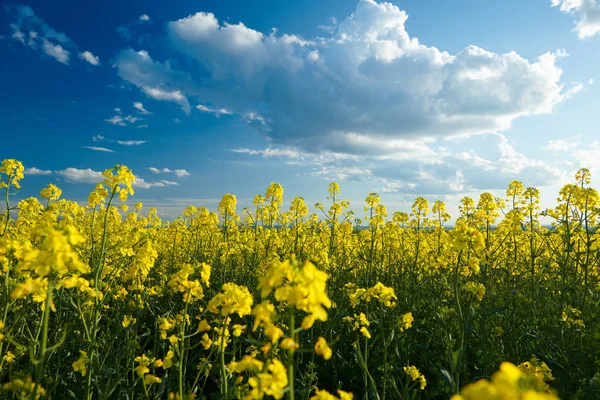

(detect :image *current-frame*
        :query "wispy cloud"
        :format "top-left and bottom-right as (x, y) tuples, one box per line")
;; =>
(543, 136), (581, 151)
(117, 140), (146, 146)
(147, 167), (190, 177)
(25, 167), (52, 175)
(105, 115), (126, 126)
(5, 4), (73, 64)
(133, 102), (152, 115)
(104, 114), (141, 126)
(79, 50), (100, 66)
(135, 177), (178, 189)
(83, 146), (115, 153)
(42, 39), (69, 64)
(196, 104), (232, 117)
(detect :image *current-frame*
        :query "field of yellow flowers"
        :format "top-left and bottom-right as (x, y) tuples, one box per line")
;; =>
(0, 158), (598, 399)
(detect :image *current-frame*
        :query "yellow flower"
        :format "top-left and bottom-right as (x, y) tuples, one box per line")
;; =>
(314, 337), (332, 360)
(232, 324), (246, 337)
(163, 350), (175, 369)
(359, 327), (371, 339)
(3, 351), (16, 364)
(280, 337), (299, 352)
(143, 374), (162, 385)
(399, 312), (413, 332)
(122, 315), (136, 328)
(310, 389), (354, 400)
(248, 359), (288, 399)
(201, 333), (213, 350)
(197, 319), (211, 332)
(228, 355), (264, 373)
(208, 283), (254, 317)
(72, 351), (88, 377)
(404, 365), (426, 390)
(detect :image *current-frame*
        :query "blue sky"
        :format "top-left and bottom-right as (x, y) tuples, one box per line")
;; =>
(1, 0), (599, 219)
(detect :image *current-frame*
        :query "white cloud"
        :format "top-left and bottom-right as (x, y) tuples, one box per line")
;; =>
(173, 169), (190, 177)
(306, 166), (374, 182)
(114, 49), (193, 113)
(6, 5), (74, 65)
(24, 167), (52, 175)
(318, 17), (338, 34)
(83, 146), (115, 153)
(552, 0), (600, 39)
(232, 147), (301, 158)
(135, 177), (179, 189)
(196, 104), (233, 117)
(92, 135), (105, 142)
(117, 140), (146, 145)
(376, 134), (563, 194)
(147, 167), (190, 177)
(139, 14), (151, 22)
(133, 101), (152, 114)
(56, 168), (103, 183)
(114, 107), (122, 114)
(137, 124), (148, 129)
(543, 136), (581, 151)
(105, 114), (140, 126)
(105, 115), (125, 126)
(573, 141), (600, 172)
(113, 0), (573, 156)
(42, 39), (70, 64)
(79, 50), (100, 65)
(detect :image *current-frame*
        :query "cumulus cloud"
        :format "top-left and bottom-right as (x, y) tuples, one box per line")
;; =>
(114, 49), (193, 113)
(147, 167), (190, 177)
(24, 167), (52, 175)
(141, 0), (573, 155)
(56, 168), (103, 183)
(133, 101), (152, 114)
(92, 135), (105, 142)
(83, 146), (115, 153)
(237, 133), (563, 194)
(117, 140), (146, 145)
(196, 104), (233, 117)
(139, 14), (151, 22)
(552, 0), (600, 39)
(377, 134), (564, 194)
(573, 141), (600, 172)
(79, 50), (100, 65)
(543, 136), (581, 151)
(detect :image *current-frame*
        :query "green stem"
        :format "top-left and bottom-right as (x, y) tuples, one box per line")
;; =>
(33, 282), (53, 399)
(220, 317), (228, 399)
(287, 310), (295, 400)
